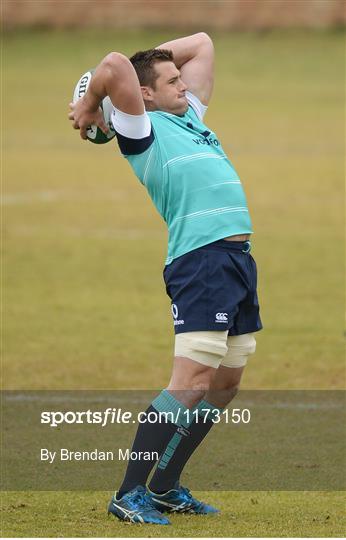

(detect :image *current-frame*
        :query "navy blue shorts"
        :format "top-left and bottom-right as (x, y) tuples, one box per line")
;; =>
(163, 239), (262, 336)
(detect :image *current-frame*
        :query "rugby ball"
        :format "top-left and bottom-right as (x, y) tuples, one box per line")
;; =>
(73, 70), (116, 144)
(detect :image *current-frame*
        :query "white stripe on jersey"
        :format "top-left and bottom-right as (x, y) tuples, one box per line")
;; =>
(143, 146), (155, 185)
(163, 153), (227, 169)
(188, 181), (241, 194)
(175, 206), (248, 222)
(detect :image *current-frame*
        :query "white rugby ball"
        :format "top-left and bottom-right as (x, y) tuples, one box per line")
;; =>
(73, 70), (116, 144)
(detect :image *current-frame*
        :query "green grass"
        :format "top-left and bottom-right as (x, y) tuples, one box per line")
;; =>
(2, 28), (345, 537)
(2, 491), (346, 537)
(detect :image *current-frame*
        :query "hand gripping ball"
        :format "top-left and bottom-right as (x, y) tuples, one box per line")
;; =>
(73, 70), (116, 144)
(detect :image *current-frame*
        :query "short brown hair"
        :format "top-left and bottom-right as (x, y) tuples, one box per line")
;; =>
(130, 48), (174, 88)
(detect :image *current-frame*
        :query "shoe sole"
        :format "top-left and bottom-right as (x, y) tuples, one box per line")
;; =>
(150, 503), (219, 515)
(108, 507), (171, 525)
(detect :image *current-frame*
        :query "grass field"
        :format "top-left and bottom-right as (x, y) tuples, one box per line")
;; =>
(2, 28), (345, 537)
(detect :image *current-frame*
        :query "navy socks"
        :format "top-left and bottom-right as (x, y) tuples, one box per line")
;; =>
(117, 390), (188, 498)
(148, 399), (222, 493)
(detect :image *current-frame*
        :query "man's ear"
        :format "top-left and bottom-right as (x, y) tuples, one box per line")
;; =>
(141, 86), (154, 102)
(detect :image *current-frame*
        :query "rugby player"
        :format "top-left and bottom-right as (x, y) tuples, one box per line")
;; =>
(69, 32), (262, 525)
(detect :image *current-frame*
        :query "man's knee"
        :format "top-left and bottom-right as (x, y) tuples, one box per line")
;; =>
(169, 357), (214, 393)
(223, 384), (240, 403)
(207, 367), (242, 407)
(168, 357), (215, 406)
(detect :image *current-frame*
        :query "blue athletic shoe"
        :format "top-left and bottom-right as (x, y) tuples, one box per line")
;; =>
(148, 485), (219, 514)
(108, 485), (171, 524)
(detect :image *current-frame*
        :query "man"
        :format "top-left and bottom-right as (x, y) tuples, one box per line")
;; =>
(69, 32), (262, 525)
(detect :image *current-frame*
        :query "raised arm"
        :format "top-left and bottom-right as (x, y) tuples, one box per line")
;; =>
(69, 52), (144, 139)
(156, 32), (214, 106)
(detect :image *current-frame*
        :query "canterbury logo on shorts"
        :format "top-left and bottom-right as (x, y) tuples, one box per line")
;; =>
(215, 312), (228, 323)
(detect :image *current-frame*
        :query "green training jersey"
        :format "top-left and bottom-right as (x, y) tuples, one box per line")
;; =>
(115, 99), (253, 265)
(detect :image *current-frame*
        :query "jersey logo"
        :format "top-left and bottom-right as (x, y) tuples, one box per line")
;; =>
(193, 137), (220, 146)
(186, 121), (220, 146)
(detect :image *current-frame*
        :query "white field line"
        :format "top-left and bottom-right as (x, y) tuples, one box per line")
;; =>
(2, 191), (62, 205)
(1, 189), (132, 206)
(2, 393), (344, 410)
(4, 394), (152, 405)
(7, 226), (164, 239)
